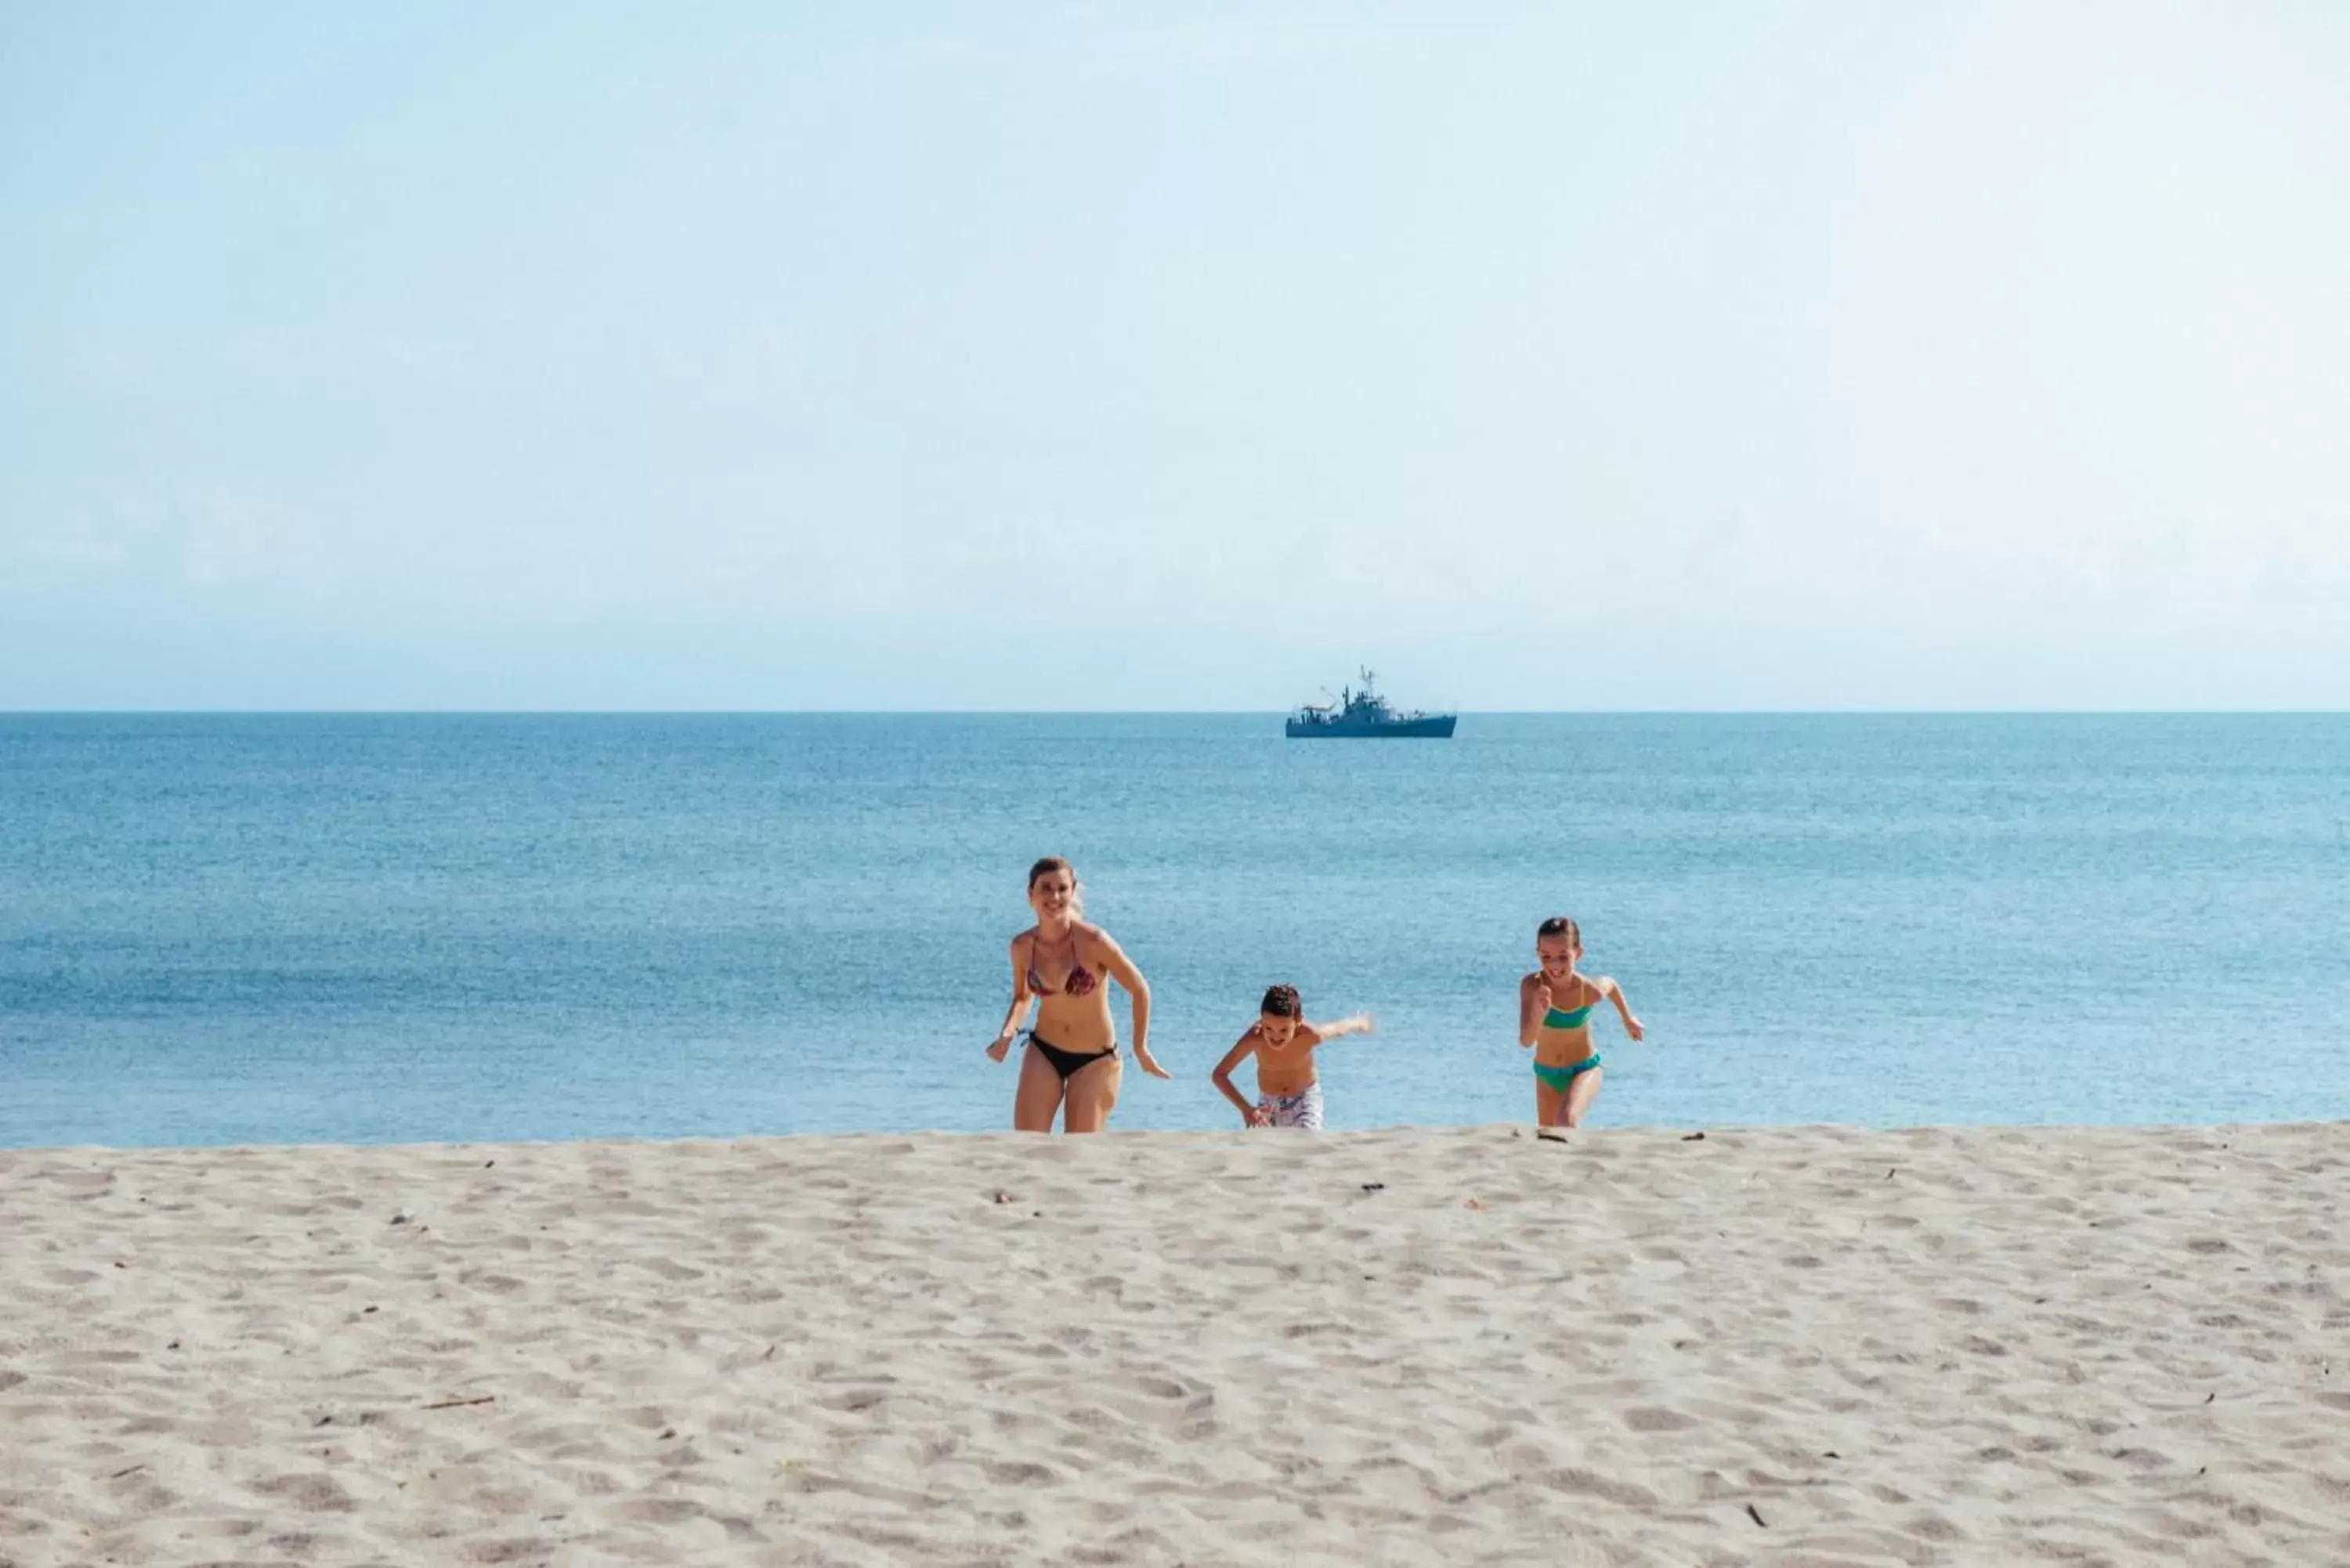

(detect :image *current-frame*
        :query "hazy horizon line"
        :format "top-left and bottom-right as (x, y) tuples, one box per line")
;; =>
(7, 707), (2348, 721)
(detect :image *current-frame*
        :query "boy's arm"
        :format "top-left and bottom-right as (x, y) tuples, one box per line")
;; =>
(1299, 1013), (1374, 1046)
(1209, 1031), (1266, 1123)
(1598, 977), (1644, 1042)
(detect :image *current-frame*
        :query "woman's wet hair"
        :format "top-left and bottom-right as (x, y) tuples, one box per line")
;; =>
(1260, 984), (1302, 1018)
(1027, 856), (1083, 916)
(1537, 916), (1582, 945)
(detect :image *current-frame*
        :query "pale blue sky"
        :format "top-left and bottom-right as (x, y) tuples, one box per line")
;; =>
(5, 2), (2346, 709)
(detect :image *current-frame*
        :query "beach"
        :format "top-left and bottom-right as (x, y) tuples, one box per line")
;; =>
(3, 1123), (2345, 1566)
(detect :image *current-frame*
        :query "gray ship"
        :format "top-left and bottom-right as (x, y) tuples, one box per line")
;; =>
(1285, 670), (1457, 739)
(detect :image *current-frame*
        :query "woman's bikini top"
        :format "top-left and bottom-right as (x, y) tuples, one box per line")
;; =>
(1027, 930), (1100, 998)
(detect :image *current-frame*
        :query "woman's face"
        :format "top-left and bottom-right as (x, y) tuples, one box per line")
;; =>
(1029, 869), (1077, 920)
(1537, 936), (1580, 979)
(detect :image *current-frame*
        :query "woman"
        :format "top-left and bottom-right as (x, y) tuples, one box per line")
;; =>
(986, 857), (1169, 1132)
(1517, 915), (1644, 1129)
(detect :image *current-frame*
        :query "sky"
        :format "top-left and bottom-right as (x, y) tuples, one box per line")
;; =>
(4, 2), (2347, 710)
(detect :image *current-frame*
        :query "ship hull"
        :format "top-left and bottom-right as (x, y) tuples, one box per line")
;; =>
(1285, 715), (1457, 739)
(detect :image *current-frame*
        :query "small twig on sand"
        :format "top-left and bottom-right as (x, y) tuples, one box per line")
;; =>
(421, 1396), (497, 1411)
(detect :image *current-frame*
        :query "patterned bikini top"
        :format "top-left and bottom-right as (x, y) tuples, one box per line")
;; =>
(1026, 930), (1100, 997)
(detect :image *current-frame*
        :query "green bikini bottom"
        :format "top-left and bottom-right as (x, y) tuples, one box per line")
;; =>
(1533, 1053), (1603, 1093)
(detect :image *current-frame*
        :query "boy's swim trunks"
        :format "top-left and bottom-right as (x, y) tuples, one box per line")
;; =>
(1257, 1083), (1324, 1130)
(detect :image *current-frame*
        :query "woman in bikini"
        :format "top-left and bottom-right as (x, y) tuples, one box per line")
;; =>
(986, 856), (1170, 1132)
(1518, 916), (1643, 1129)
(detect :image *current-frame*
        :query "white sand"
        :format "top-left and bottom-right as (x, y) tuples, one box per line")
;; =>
(2, 1123), (2346, 1566)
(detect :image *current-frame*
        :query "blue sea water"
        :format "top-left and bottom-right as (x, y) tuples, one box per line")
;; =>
(2, 714), (2347, 1147)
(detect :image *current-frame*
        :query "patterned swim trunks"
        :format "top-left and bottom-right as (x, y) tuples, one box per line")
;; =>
(1256, 1083), (1325, 1130)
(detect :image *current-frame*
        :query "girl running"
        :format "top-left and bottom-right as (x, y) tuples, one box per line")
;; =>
(1518, 916), (1643, 1129)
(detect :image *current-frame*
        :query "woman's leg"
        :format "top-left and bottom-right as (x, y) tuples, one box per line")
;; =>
(1560, 1064), (1604, 1129)
(1013, 1042), (1066, 1133)
(1060, 1054), (1125, 1133)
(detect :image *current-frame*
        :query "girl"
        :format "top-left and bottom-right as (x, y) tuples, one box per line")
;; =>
(1209, 985), (1374, 1129)
(1518, 916), (1643, 1129)
(986, 857), (1169, 1132)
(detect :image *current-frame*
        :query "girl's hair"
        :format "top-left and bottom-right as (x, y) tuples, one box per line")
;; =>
(1027, 856), (1084, 916)
(1537, 916), (1582, 945)
(1260, 984), (1302, 1018)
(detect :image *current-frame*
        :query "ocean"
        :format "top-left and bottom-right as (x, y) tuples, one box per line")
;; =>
(2, 714), (2345, 1147)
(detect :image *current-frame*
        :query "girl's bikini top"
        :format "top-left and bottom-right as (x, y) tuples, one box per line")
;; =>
(1542, 981), (1600, 1031)
(1027, 930), (1100, 997)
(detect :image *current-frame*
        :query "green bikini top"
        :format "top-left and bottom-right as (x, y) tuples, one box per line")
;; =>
(1542, 1002), (1596, 1030)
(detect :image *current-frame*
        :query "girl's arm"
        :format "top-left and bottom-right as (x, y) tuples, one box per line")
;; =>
(986, 938), (1035, 1060)
(1299, 1013), (1375, 1046)
(1091, 930), (1170, 1078)
(1598, 977), (1645, 1042)
(1209, 1031), (1268, 1125)
(1517, 974), (1548, 1047)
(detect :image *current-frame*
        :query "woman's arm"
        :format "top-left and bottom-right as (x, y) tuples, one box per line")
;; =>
(1209, 1031), (1267, 1125)
(986, 938), (1034, 1061)
(1598, 977), (1644, 1042)
(1517, 974), (1548, 1047)
(1091, 930), (1170, 1078)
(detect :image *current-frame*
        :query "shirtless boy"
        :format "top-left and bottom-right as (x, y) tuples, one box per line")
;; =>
(1209, 985), (1374, 1130)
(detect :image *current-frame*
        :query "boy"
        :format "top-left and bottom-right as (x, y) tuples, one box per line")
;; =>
(1209, 985), (1374, 1129)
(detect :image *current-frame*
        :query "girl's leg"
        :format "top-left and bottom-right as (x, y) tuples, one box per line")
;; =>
(1012, 1044), (1066, 1133)
(1560, 1064), (1604, 1129)
(1059, 1054), (1125, 1133)
(1534, 1075), (1567, 1128)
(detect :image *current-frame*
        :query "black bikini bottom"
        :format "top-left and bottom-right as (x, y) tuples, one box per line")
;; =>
(1029, 1033), (1118, 1081)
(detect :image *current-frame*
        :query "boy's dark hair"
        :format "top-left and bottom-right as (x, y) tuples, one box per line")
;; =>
(1537, 916), (1582, 944)
(1260, 984), (1302, 1018)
